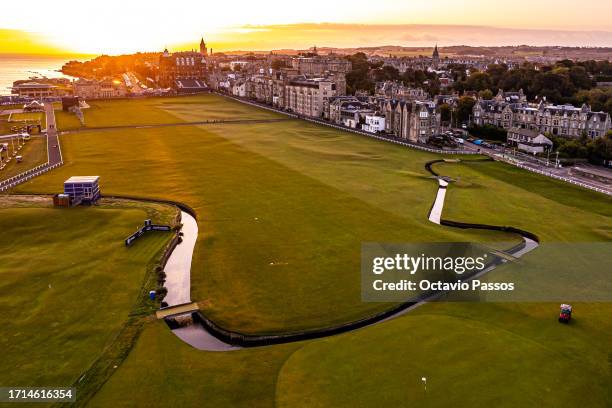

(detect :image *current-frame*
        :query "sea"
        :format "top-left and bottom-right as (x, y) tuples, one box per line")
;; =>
(0, 55), (78, 96)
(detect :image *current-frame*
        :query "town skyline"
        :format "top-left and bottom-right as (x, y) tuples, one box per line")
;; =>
(0, 0), (611, 55)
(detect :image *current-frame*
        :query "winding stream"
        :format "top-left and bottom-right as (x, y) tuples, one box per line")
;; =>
(163, 211), (198, 307)
(162, 159), (539, 351)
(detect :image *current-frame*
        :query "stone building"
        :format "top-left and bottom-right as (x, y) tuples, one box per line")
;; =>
(73, 78), (127, 99)
(375, 81), (429, 100)
(432, 44), (440, 68)
(473, 89), (611, 139)
(290, 56), (349, 95)
(325, 96), (377, 126)
(158, 38), (208, 89)
(382, 100), (440, 143)
(291, 56), (351, 75)
(283, 76), (339, 118)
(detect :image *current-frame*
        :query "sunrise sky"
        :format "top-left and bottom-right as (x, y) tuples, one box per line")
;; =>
(1, 0), (611, 55)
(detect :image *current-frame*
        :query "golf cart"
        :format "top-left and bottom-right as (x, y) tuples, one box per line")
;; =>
(559, 304), (572, 323)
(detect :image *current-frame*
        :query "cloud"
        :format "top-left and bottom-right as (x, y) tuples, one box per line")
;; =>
(200, 23), (612, 51)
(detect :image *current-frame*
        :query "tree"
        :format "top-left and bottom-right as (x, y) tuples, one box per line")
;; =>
(465, 72), (492, 92)
(568, 66), (592, 90)
(373, 65), (400, 82)
(424, 77), (441, 96)
(439, 103), (451, 124)
(456, 97), (476, 125)
(486, 64), (508, 88)
(478, 89), (494, 100)
(345, 53), (374, 95)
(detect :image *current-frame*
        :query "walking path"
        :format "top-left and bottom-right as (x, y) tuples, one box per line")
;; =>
(428, 178), (448, 224)
(0, 103), (63, 192)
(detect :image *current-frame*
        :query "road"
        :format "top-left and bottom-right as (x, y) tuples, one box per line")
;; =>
(44, 102), (62, 166)
(0, 103), (63, 191)
(462, 141), (612, 195)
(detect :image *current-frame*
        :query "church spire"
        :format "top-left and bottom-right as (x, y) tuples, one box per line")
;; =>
(432, 44), (440, 68)
(199, 37), (207, 56)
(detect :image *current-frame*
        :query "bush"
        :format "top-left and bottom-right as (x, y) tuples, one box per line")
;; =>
(156, 287), (168, 300)
(468, 124), (507, 142)
(157, 271), (167, 284)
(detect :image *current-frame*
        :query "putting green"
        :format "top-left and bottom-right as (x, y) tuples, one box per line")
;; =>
(276, 304), (611, 408)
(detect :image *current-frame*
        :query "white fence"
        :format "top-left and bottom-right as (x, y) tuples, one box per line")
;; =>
(217, 93), (478, 156)
(0, 161), (63, 192)
(502, 159), (611, 196)
(220, 93), (611, 196)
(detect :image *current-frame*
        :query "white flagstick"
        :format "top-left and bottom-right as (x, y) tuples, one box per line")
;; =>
(422, 377), (427, 392)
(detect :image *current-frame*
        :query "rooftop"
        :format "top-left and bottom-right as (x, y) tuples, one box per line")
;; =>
(13, 82), (56, 89)
(65, 176), (100, 184)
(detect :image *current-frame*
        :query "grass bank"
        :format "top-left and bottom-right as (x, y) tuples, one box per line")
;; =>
(0, 196), (175, 397)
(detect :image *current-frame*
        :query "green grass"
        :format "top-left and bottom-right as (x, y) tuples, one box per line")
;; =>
(16, 123), (518, 335)
(433, 160), (612, 241)
(8, 112), (43, 122)
(87, 303), (611, 408)
(0, 197), (174, 390)
(275, 302), (611, 408)
(7, 95), (611, 407)
(88, 320), (301, 408)
(0, 117), (13, 134)
(54, 95), (281, 130)
(17, 94), (612, 335)
(0, 135), (47, 181)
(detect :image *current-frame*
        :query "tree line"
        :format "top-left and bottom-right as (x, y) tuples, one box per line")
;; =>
(344, 54), (612, 115)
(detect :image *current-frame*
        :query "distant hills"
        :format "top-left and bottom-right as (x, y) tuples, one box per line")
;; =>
(221, 45), (612, 61)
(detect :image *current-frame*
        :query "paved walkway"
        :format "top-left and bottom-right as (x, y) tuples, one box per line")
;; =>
(45, 103), (62, 166)
(163, 211), (198, 307)
(428, 178), (448, 224)
(0, 104), (63, 192)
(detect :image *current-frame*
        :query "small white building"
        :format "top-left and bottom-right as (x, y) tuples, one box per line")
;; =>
(232, 81), (247, 97)
(64, 176), (101, 203)
(362, 115), (386, 133)
(507, 127), (553, 154)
